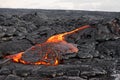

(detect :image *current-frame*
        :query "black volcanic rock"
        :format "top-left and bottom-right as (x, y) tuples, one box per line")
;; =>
(0, 9), (120, 80)
(0, 67), (11, 75)
(5, 74), (22, 80)
(0, 75), (6, 80)
(0, 39), (32, 55)
(77, 41), (99, 59)
(97, 39), (120, 58)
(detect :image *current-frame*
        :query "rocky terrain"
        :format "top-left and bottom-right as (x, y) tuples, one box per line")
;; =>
(0, 8), (120, 80)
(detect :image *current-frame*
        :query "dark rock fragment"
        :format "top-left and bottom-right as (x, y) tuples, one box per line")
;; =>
(77, 42), (99, 59)
(96, 39), (120, 58)
(81, 67), (107, 79)
(0, 67), (11, 75)
(62, 53), (77, 60)
(14, 70), (30, 77)
(50, 76), (86, 80)
(36, 65), (91, 78)
(0, 39), (32, 55)
(25, 77), (46, 80)
(25, 26), (56, 44)
(68, 77), (86, 80)
(65, 70), (80, 76)
(0, 75), (6, 80)
(50, 76), (69, 80)
(5, 74), (22, 80)
(13, 66), (32, 77)
(108, 18), (120, 36)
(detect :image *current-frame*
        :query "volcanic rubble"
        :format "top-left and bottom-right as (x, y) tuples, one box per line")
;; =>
(0, 9), (120, 80)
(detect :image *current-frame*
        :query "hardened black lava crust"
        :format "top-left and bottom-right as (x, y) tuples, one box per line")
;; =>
(0, 9), (120, 80)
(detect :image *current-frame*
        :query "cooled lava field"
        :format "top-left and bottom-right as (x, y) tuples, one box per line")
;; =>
(0, 9), (120, 80)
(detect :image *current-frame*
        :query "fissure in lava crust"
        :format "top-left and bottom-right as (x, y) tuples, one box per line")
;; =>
(5, 25), (91, 66)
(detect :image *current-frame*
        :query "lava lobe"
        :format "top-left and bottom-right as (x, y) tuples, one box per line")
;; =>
(5, 25), (91, 66)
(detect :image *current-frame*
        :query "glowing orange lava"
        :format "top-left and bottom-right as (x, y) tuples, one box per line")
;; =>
(5, 25), (90, 66)
(46, 25), (90, 43)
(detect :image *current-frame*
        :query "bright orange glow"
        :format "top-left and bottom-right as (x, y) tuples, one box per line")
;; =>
(46, 25), (90, 43)
(5, 25), (90, 66)
(5, 52), (23, 62)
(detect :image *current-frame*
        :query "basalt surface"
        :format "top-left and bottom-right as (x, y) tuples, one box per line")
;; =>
(0, 9), (120, 80)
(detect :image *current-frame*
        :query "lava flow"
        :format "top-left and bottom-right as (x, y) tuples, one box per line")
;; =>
(5, 25), (91, 66)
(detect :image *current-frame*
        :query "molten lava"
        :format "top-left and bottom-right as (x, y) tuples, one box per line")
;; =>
(5, 25), (90, 66)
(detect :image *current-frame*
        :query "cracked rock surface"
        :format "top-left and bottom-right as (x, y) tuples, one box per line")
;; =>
(0, 9), (120, 80)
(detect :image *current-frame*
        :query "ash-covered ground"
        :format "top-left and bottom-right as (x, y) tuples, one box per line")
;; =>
(0, 9), (120, 80)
